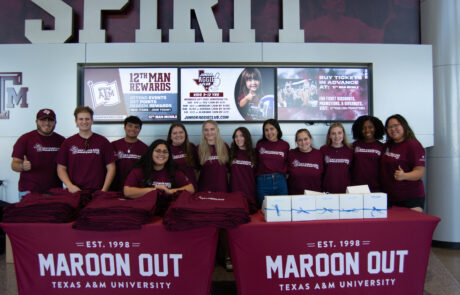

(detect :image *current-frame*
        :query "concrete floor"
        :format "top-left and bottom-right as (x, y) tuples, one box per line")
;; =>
(1, 247), (460, 295)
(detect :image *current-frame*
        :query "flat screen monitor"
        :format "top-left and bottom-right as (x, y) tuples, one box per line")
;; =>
(82, 67), (178, 122)
(180, 67), (275, 122)
(277, 67), (371, 122)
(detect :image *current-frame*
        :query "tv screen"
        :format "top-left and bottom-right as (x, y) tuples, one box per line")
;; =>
(82, 67), (178, 122)
(277, 67), (371, 121)
(180, 67), (275, 122)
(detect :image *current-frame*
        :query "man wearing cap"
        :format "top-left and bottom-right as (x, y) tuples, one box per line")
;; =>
(11, 109), (65, 199)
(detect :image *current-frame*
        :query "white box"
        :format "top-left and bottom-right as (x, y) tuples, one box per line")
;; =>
(291, 195), (316, 221)
(363, 193), (388, 218)
(304, 189), (324, 195)
(339, 194), (364, 219)
(263, 195), (292, 222)
(346, 185), (371, 194)
(315, 194), (340, 220)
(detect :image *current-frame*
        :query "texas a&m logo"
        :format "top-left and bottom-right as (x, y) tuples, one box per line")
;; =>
(193, 70), (221, 91)
(0, 72), (29, 119)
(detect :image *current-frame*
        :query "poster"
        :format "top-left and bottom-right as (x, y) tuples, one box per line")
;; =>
(277, 67), (370, 121)
(180, 67), (275, 122)
(83, 68), (178, 122)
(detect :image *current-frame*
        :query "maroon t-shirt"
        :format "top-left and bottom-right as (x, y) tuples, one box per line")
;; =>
(197, 144), (229, 193)
(56, 133), (116, 191)
(320, 145), (353, 193)
(12, 130), (65, 192)
(124, 167), (190, 189)
(287, 148), (324, 194)
(351, 140), (384, 192)
(256, 139), (290, 176)
(230, 149), (256, 199)
(170, 144), (198, 191)
(380, 139), (426, 202)
(111, 138), (148, 191)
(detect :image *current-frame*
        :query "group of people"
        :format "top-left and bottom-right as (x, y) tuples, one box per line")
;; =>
(11, 107), (426, 213)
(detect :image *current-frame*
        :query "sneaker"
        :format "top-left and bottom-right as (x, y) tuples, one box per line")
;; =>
(225, 257), (233, 272)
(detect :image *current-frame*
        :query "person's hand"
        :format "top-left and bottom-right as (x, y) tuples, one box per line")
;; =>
(68, 184), (81, 193)
(22, 155), (31, 171)
(155, 184), (172, 194)
(394, 165), (406, 181)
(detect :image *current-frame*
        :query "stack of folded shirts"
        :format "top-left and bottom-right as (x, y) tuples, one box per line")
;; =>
(73, 190), (158, 231)
(2, 188), (89, 223)
(163, 191), (250, 231)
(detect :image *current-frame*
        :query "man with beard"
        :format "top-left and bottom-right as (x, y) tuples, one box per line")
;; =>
(11, 109), (65, 199)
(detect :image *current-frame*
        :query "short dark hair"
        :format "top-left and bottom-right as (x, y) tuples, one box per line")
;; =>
(74, 106), (93, 119)
(352, 115), (385, 140)
(124, 116), (142, 128)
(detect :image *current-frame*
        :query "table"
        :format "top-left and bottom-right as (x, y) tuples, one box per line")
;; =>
(1, 218), (218, 295)
(227, 207), (440, 295)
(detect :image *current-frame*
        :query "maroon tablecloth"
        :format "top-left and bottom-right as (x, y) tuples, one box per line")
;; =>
(1, 218), (218, 295)
(227, 207), (440, 295)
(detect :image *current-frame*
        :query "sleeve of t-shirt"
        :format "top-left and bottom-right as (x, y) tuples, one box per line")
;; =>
(103, 138), (116, 165)
(56, 140), (69, 166)
(175, 170), (191, 188)
(11, 134), (27, 158)
(124, 168), (144, 187)
(409, 140), (426, 167)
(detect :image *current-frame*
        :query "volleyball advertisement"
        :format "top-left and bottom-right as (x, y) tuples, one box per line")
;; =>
(180, 67), (275, 122)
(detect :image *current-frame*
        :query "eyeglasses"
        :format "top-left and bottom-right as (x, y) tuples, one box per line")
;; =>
(386, 124), (401, 130)
(84, 139), (89, 151)
(154, 149), (169, 154)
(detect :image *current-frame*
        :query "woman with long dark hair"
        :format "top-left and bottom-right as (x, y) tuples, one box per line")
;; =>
(255, 119), (290, 208)
(167, 122), (198, 190)
(123, 139), (194, 199)
(380, 114), (425, 212)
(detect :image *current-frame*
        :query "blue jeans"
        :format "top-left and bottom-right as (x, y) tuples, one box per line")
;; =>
(256, 173), (288, 209)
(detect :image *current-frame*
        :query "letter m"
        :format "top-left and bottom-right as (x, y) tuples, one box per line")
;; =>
(266, 255), (283, 279)
(38, 253), (55, 276)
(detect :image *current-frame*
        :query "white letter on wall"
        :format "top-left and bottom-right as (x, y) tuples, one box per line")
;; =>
(229, 0), (255, 42)
(136, 0), (161, 42)
(25, 0), (73, 43)
(169, 0), (222, 43)
(79, 0), (129, 43)
(279, 0), (304, 42)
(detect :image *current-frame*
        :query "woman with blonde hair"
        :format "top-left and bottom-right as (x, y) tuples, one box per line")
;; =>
(197, 120), (229, 192)
(320, 122), (353, 193)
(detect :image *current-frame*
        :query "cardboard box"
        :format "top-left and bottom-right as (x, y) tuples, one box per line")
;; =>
(339, 194), (364, 219)
(363, 193), (388, 218)
(263, 195), (292, 222)
(315, 194), (340, 220)
(346, 185), (371, 194)
(291, 195), (316, 221)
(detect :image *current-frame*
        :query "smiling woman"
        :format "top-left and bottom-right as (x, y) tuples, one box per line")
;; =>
(123, 139), (194, 199)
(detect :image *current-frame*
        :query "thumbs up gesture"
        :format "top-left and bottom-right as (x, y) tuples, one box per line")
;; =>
(22, 155), (32, 171)
(394, 165), (405, 181)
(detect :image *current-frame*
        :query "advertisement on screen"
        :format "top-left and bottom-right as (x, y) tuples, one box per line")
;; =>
(83, 68), (178, 122)
(180, 67), (275, 122)
(277, 68), (370, 121)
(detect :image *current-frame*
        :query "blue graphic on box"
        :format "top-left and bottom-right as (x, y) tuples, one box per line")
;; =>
(265, 205), (386, 218)
(126, 93), (178, 121)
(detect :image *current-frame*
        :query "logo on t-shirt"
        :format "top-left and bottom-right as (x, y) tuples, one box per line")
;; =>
(292, 159), (319, 170)
(354, 146), (381, 156)
(231, 159), (254, 168)
(324, 156), (350, 165)
(33, 144), (60, 152)
(384, 148), (400, 160)
(116, 151), (141, 160)
(70, 145), (100, 155)
(172, 153), (186, 160)
(259, 147), (285, 157)
(152, 181), (171, 188)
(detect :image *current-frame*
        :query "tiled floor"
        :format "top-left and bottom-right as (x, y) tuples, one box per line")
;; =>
(1, 247), (459, 295)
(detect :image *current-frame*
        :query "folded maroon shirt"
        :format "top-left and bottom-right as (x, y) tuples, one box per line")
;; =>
(163, 191), (250, 231)
(73, 190), (157, 231)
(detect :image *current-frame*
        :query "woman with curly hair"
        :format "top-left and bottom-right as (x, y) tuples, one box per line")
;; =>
(351, 115), (385, 192)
